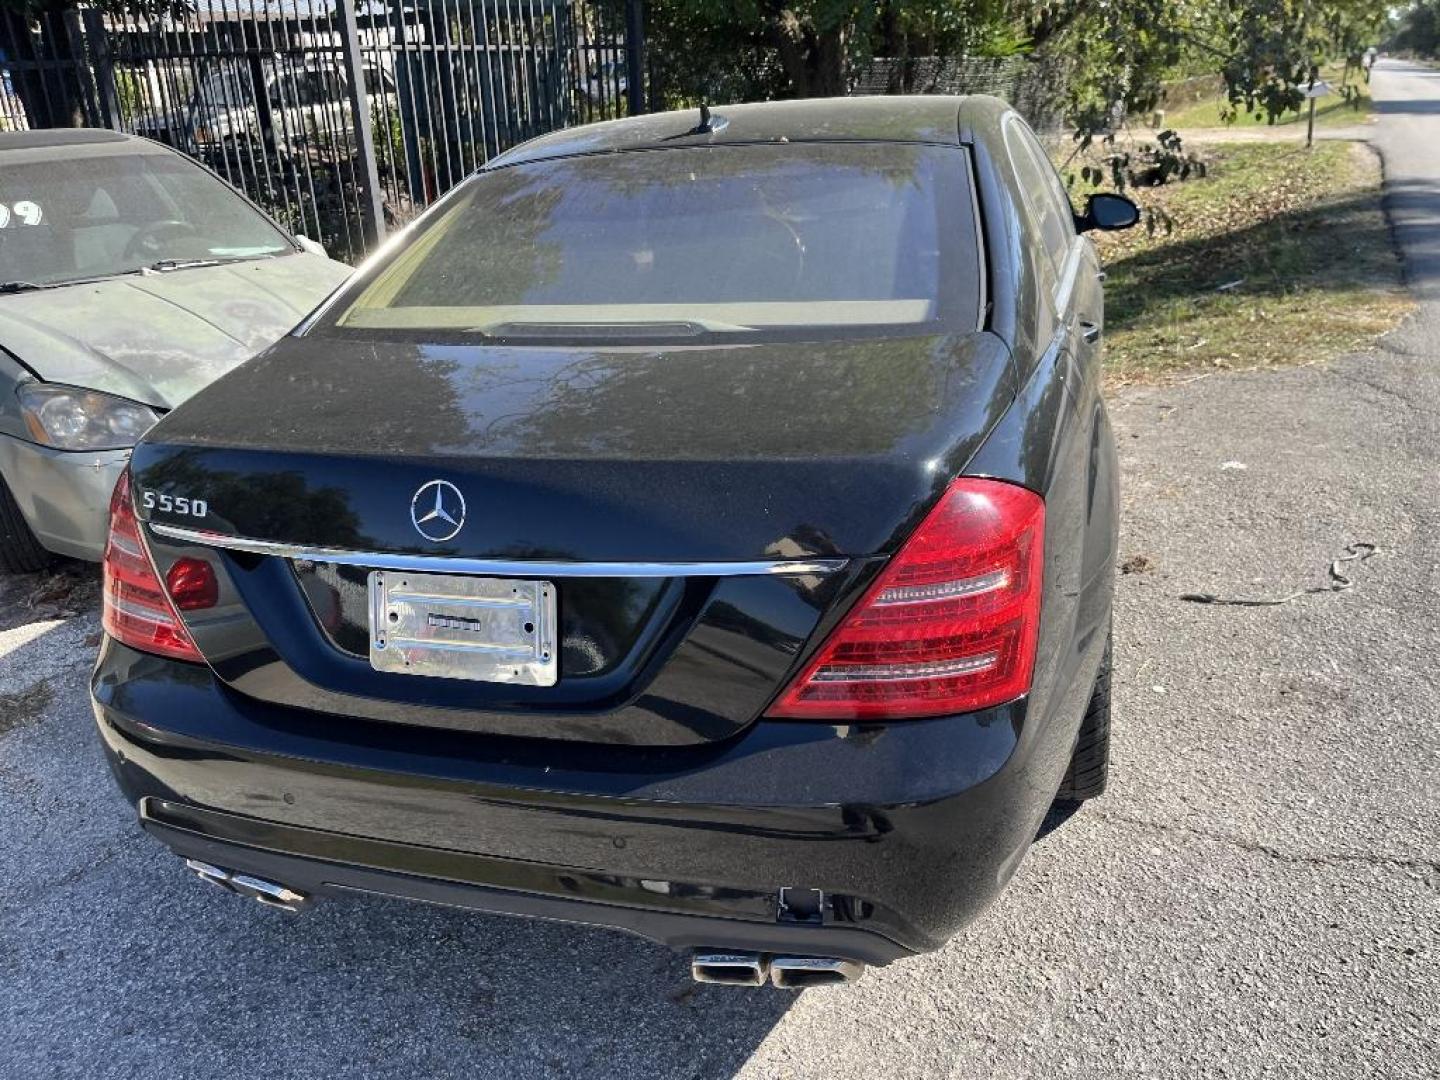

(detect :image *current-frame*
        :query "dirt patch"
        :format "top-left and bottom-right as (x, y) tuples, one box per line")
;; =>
(0, 680), (53, 737)
(0, 562), (99, 633)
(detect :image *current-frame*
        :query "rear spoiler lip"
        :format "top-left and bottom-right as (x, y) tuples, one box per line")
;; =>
(147, 522), (851, 579)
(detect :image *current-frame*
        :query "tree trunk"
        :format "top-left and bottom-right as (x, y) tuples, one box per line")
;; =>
(812, 25), (845, 95)
(773, 9), (846, 98)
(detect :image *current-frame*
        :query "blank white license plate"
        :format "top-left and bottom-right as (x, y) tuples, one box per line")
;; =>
(368, 570), (558, 686)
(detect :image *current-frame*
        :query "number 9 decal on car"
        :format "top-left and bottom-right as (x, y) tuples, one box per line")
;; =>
(141, 490), (208, 518)
(0, 201), (43, 228)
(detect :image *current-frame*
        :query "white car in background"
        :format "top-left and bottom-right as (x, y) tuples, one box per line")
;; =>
(133, 58), (398, 157)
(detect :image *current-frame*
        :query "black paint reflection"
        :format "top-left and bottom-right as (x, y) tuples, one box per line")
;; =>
(134, 330), (1016, 562)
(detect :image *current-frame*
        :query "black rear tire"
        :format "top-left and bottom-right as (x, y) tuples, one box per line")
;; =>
(1056, 628), (1112, 801)
(0, 475), (52, 575)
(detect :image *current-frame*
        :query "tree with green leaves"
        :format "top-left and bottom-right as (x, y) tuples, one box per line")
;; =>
(1387, 1), (1439, 57)
(640, 1), (1389, 150)
(642, 1), (1021, 103)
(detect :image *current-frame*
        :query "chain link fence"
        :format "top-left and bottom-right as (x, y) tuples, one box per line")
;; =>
(851, 54), (1073, 135)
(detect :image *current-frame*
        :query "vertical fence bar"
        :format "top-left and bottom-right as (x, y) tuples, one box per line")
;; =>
(60, 6), (99, 125)
(81, 7), (122, 130)
(335, 0), (384, 247)
(474, 0), (504, 159)
(492, 0), (515, 148)
(249, 0), (302, 237)
(296, 0), (355, 259)
(32, 10), (59, 126)
(624, 0), (644, 115)
(559, 0), (582, 125)
(459, 0), (488, 167)
(389, 0), (422, 207)
(421, 0), (456, 193)
(363, 3), (404, 224)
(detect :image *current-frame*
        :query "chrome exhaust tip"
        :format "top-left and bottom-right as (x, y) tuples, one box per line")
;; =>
(185, 859), (238, 894)
(184, 859), (308, 913)
(691, 951), (769, 987)
(229, 873), (309, 913)
(769, 956), (865, 989)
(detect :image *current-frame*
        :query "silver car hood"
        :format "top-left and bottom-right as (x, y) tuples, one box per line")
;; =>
(0, 252), (351, 409)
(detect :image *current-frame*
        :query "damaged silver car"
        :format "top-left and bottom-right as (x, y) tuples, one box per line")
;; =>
(0, 129), (351, 572)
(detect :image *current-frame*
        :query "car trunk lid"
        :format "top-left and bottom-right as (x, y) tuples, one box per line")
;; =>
(131, 331), (1015, 746)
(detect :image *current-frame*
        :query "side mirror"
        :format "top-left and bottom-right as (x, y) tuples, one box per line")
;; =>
(1076, 193), (1140, 234)
(294, 234), (328, 258)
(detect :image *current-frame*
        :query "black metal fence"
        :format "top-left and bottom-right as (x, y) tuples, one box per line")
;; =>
(2, 1), (642, 262)
(3, 3), (1072, 264)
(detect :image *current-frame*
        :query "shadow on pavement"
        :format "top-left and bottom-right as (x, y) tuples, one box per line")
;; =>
(0, 585), (797, 1078)
(1374, 96), (1440, 115)
(2, 576), (1095, 1076)
(1034, 799), (1084, 842)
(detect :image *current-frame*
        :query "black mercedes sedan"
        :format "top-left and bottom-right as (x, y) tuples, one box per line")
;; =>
(91, 95), (1135, 989)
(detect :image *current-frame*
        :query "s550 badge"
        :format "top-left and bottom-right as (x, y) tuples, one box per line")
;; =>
(141, 490), (208, 519)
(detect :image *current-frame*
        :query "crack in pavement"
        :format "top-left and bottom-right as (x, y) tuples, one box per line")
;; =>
(0, 836), (144, 907)
(46, 840), (135, 891)
(1372, 337), (1435, 359)
(1327, 364), (1429, 412)
(1092, 808), (1440, 879)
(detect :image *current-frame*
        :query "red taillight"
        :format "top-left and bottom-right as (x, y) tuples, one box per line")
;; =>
(165, 557), (219, 611)
(766, 478), (1044, 720)
(101, 470), (205, 663)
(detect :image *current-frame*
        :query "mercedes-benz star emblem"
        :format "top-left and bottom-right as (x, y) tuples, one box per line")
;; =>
(410, 479), (466, 543)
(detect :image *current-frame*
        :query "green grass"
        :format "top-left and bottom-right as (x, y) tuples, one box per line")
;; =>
(1159, 64), (1374, 131)
(1091, 140), (1410, 383)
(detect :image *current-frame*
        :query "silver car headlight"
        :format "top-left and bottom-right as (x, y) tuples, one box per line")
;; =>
(17, 384), (160, 451)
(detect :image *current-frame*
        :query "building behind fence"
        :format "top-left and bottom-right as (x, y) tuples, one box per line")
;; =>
(2, 2), (1069, 263)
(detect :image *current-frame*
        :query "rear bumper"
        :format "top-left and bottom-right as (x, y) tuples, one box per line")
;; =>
(139, 800), (915, 964)
(93, 638), (1072, 963)
(0, 434), (128, 560)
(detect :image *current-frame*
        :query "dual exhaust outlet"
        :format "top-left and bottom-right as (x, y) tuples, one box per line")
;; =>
(692, 951), (865, 989)
(184, 861), (858, 986)
(186, 859), (309, 913)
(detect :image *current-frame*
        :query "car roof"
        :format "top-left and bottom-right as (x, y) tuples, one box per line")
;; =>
(0, 129), (170, 160)
(490, 95), (1009, 169)
(0, 128), (134, 150)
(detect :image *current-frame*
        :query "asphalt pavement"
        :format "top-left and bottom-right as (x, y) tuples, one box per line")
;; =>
(1, 60), (1437, 1079)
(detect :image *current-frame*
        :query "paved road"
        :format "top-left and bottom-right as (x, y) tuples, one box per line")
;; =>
(2, 61), (1438, 1080)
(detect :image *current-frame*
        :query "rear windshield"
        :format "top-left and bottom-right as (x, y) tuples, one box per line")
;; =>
(0, 151), (293, 287)
(324, 142), (981, 345)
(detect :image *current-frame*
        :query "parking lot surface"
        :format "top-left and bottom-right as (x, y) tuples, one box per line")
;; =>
(2, 62), (1438, 1079)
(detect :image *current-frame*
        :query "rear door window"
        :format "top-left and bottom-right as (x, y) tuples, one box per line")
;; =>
(1003, 120), (1075, 278)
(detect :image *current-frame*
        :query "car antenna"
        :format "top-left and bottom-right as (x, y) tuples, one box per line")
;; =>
(688, 102), (727, 135)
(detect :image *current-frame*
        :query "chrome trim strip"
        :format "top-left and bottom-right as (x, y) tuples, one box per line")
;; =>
(148, 523), (849, 578)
